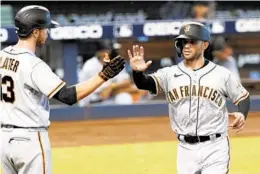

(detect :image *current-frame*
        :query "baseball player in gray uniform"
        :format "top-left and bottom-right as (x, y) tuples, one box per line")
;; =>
(127, 22), (250, 174)
(0, 5), (125, 174)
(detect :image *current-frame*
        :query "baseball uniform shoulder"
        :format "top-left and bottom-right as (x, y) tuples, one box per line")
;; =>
(2, 46), (44, 68)
(149, 65), (179, 89)
(211, 61), (234, 81)
(214, 62), (232, 75)
(156, 65), (179, 74)
(150, 65), (179, 80)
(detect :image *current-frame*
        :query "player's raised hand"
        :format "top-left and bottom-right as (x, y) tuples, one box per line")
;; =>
(229, 112), (246, 133)
(127, 45), (152, 72)
(99, 53), (125, 81)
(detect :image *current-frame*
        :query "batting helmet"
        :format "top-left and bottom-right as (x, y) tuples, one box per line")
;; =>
(175, 22), (210, 56)
(15, 5), (59, 37)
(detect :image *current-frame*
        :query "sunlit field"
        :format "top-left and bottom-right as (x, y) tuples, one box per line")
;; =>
(52, 136), (260, 174)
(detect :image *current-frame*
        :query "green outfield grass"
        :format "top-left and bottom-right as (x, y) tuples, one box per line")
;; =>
(52, 136), (260, 174)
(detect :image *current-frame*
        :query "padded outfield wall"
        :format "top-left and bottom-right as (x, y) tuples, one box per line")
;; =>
(50, 97), (260, 121)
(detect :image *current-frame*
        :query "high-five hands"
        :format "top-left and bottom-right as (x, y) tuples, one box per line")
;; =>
(99, 53), (125, 81)
(229, 112), (246, 133)
(127, 45), (152, 72)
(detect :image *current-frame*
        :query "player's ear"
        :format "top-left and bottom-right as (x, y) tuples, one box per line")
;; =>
(203, 41), (209, 50)
(32, 29), (39, 39)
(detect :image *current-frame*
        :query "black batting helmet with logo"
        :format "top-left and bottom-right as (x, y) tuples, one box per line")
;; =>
(175, 22), (210, 56)
(15, 5), (59, 37)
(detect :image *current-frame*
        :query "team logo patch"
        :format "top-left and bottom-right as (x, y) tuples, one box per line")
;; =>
(184, 25), (191, 33)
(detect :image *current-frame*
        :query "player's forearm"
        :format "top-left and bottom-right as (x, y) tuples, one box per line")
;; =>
(132, 71), (156, 93)
(53, 75), (105, 105)
(238, 95), (250, 119)
(75, 74), (105, 101)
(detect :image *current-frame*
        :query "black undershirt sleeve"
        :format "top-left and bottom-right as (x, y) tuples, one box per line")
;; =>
(132, 71), (156, 94)
(53, 85), (77, 106)
(237, 95), (250, 119)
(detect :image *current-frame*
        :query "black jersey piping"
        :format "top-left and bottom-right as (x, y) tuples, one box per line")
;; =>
(196, 64), (217, 135)
(3, 50), (34, 56)
(177, 66), (192, 119)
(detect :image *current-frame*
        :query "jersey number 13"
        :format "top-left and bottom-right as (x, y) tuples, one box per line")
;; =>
(0, 74), (15, 103)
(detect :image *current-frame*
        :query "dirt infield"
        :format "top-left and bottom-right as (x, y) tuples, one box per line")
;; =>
(49, 112), (260, 147)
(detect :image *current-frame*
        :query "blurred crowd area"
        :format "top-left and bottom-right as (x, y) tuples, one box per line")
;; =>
(2, 1), (260, 26)
(1, 1), (260, 105)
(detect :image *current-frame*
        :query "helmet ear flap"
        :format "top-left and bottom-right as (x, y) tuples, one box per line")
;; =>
(175, 39), (183, 57)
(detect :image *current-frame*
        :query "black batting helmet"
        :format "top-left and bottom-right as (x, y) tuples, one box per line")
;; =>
(175, 22), (210, 56)
(15, 5), (59, 37)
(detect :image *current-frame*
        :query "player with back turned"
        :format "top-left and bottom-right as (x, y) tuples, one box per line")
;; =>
(127, 22), (250, 174)
(0, 5), (125, 174)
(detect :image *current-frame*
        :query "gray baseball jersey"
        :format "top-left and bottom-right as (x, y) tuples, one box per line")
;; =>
(0, 46), (65, 127)
(150, 60), (249, 136)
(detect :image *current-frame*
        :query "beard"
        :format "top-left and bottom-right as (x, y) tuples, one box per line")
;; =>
(36, 38), (46, 47)
(183, 50), (202, 61)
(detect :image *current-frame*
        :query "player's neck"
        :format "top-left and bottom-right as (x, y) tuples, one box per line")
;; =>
(14, 39), (37, 54)
(184, 56), (205, 70)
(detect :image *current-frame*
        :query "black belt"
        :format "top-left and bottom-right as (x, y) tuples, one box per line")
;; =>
(1, 124), (47, 129)
(177, 134), (221, 144)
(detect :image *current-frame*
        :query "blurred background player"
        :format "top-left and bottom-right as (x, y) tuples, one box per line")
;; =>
(211, 36), (240, 80)
(191, 2), (210, 20)
(79, 41), (148, 105)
